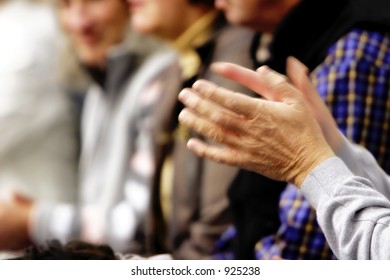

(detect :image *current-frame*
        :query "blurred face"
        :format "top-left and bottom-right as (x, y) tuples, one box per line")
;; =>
(215, 0), (300, 33)
(58, 0), (129, 68)
(129, 0), (211, 40)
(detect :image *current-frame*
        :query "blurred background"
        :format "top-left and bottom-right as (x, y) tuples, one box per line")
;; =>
(0, 0), (82, 202)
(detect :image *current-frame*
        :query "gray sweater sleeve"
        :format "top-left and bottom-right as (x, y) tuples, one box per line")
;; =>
(301, 157), (390, 259)
(336, 134), (390, 199)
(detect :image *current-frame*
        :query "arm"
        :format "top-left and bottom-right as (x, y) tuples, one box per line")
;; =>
(301, 157), (390, 259)
(336, 136), (390, 200)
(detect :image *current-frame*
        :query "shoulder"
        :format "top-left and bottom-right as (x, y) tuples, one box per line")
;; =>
(216, 25), (255, 46)
(203, 25), (256, 96)
(212, 25), (256, 59)
(321, 28), (390, 70)
(312, 28), (390, 86)
(125, 29), (172, 60)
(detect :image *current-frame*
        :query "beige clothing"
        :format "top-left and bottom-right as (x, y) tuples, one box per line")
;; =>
(151, 15), (256, 259)
(160, 10), (218, 224)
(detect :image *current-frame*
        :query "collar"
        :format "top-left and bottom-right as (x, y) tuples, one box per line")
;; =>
(170, 10), (218, 80)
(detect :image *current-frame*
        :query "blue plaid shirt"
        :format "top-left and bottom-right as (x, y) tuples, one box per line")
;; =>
(214, 28), (390, 259)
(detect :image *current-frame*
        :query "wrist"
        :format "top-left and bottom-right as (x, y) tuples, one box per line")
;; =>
(293, 142), (335, 188)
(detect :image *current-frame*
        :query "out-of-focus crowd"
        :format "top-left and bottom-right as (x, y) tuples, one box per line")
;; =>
(1, 0), (390, 260)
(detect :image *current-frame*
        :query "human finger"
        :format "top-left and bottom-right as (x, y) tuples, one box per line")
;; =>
(212, 62), (301, 104)
(191, 79), (260, 119)
(178, 108), (242, 147)
(187, 138), (245, 168)
(179, 87), (249, 132)
(211, 62), (274, 99)
(286, 57), (343, 151)
(180, 87), (277, 141)
(211, 62), (294, 102)
(286, 56), (319, 105)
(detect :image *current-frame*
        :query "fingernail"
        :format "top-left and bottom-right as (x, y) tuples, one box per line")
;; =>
(178, 89), (190, 102)
(193, 80), (206, 92)
(178, 109), (188, 122)
(256, 65), (271, 75)
(210, 62), (225, 72)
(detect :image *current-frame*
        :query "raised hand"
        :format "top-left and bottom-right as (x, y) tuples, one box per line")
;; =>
(178, 62), (334, 187)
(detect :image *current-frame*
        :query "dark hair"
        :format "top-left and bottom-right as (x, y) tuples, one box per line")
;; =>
(189, 0), (214, 8)
(12, 240), (118, 260)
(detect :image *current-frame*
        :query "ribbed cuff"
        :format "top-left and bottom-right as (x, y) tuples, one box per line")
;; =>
(301, 157), (354, 209)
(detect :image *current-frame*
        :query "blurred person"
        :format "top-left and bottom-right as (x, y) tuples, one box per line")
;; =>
(203, 0), (390, 259)
(129, 0), (283, 259)
(0, 1), (78, 205)
(0, 0), (80, 258)
(178, 59), (390, 259)
(0, 0), (181, 254)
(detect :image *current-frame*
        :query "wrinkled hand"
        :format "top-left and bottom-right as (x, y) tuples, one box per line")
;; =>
(286, 57), (343, 152)
(0, 193), (33, 251)
(178, 62), (335, 187)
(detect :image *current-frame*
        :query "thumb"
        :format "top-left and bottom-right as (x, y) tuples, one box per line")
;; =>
(286, 56), (309, 91)
(286, 57), (318, 104)
(287, 57), (335, 116)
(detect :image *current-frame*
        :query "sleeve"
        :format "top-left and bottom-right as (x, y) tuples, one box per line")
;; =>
(301, 157), (390, 260)
(336, 134), (390, 199)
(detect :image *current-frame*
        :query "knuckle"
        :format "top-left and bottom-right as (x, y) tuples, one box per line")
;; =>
(199, 83), (218, 99)
(189, 94), (201, 111)
(243, 137), (260, 151)
(272, 79), (288, 91)
(196, 146), (206, 158)
(212, 152), (224, 164)
(207, 128), (224, 143)
(180, 110), (195, 128)
(224, 95), (239, 110)
(211, 111), (226, 125)
(272, 79), (293, 97)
